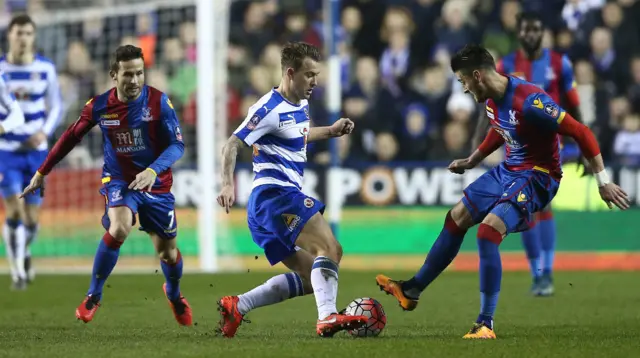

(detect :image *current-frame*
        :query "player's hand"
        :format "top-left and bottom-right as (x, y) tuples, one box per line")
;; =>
(129, 168), (157, 191)
(26, 131), (47, 149)
(448, 158), (475, 174)
(20, 171), (45, 198)
(330, 118), (355, 137)
(217, 185), (235, 214)
(599, 183), (630, 210)
(0, 125), (5, 135)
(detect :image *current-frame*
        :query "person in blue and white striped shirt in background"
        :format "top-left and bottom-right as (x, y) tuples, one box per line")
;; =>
(0, 14), (63, 290)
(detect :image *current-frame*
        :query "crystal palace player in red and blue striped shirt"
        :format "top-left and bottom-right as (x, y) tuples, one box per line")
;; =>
(475, 12), (583, 297)
(21, 45), (192, 326)
(376, 44), (629, 339)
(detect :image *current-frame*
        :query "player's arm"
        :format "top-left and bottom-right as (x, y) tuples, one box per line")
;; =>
(308, 118), (355, 142)
(560, 55), (582, 123)
(41, 66), (64, 137)
(20, 98), (97, 198)
(0, 74), (25, 134)
(523, 93), (629, 209)
(147, 96), (185, 175)
(217, 104), (277, 212)
(449, 128), (504, 174)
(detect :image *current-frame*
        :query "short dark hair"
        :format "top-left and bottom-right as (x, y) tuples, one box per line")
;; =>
(517, 11), (543, 28)
(450, 44), (496, 75)
(110, 45), (145, 73)
(8, 14), (36, 32)
(281, 42), (321, 71)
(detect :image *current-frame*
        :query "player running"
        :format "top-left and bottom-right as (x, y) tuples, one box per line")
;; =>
(21, 45), (192, 326)
(0, 14), (63, 290)
(215, 42), (367, 338)
(376, 44), (629, 339)
(473, 12), (583, 296)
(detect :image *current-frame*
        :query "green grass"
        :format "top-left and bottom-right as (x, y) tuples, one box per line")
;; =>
(0, 271), (638, 357)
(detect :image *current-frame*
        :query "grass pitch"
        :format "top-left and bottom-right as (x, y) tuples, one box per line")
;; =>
(0, 271), (637, 358)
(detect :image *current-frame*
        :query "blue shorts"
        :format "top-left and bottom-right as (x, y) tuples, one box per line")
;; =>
(462, 164), (560, 234)
(248, 185), (324, 266)
(100, 180), (177, 239)
(0, 150), (47, 205)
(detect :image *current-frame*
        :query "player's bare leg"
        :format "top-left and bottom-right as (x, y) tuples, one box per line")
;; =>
(217, 250), (314, 337)
(377, 201), (474, 311)
(152, 233), (192, 326)
(463, 212), (507, 340)
(76, 206), (131, 323)
(2, 195), (28, 290)
(23, 204), (40, 284)
(294, 212), (367, 337)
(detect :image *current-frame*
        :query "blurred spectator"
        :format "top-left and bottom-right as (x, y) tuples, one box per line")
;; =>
(18, 0), (640, 170)
(482, 0), (520, 57)
(613, 113), (640, 166)
(435, 0), (475, 55)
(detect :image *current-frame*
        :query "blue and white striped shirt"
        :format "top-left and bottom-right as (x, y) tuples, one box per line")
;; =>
(0, 55), (63, 151)
(234, 89), (310, 190)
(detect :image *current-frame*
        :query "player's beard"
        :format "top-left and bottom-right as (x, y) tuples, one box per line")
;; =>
(522, 38), (542, 58)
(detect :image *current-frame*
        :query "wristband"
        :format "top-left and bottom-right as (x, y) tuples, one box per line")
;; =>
(595, 169), (610, 187)
(146, 168), (157, 176)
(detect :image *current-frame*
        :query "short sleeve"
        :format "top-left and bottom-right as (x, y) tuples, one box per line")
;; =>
(0, 73), (15, 110)
(233, 104), (277, 146)
(522, 92), (566, 131)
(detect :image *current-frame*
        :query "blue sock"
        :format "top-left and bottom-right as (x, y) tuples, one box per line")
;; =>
(477, 224), (502, 329)
(521, 224), (541, 278)
(403, 211), (467, 298)
(538, 215), (556, 276)
(161, 249), (183, 301)
(87, 233), (121, 299)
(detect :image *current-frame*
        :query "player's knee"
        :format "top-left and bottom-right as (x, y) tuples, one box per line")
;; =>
(451, 201), (474, 230)
(479, 214), (507, 240)
(23, 206), (39, 227)
(308, 237), (341, 263)
(109, 222), (132, 241)
(158, 245), (178, 264)
(3, 197), (22, 221)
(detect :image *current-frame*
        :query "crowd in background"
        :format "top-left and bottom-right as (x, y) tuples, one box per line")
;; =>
(1, 0), (639, 168)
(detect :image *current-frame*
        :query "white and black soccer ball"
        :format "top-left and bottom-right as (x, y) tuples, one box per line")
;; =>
(343, 297), (387, 337)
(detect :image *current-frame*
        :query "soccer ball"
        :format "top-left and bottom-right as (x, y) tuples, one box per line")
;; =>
(343, 297), (387, 337)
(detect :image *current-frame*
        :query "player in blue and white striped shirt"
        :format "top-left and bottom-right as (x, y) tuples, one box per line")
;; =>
(215, 42), (367, 338)
(0, 14), (63, 290)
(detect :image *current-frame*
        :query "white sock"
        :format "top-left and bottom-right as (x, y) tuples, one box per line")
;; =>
(310, 256), (339, 320)
(3, 222), (18, 282)
(237, 272), (305, 315)
(13, 225), (27, 281)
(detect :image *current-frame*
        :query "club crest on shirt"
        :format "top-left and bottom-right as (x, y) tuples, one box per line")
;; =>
(141, 107), (154, 122)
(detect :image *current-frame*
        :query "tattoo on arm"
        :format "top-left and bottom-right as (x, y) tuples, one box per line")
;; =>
(221, 135), (244, 186)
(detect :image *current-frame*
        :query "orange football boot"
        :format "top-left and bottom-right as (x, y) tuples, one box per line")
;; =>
(216, 296), (250, 338)
(76, 295), (101, 323)
(162, 283), (193, 326)
(462, 322), (497, 339)
(316, 313), (368, 337)
(375, 274), (418, 311)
